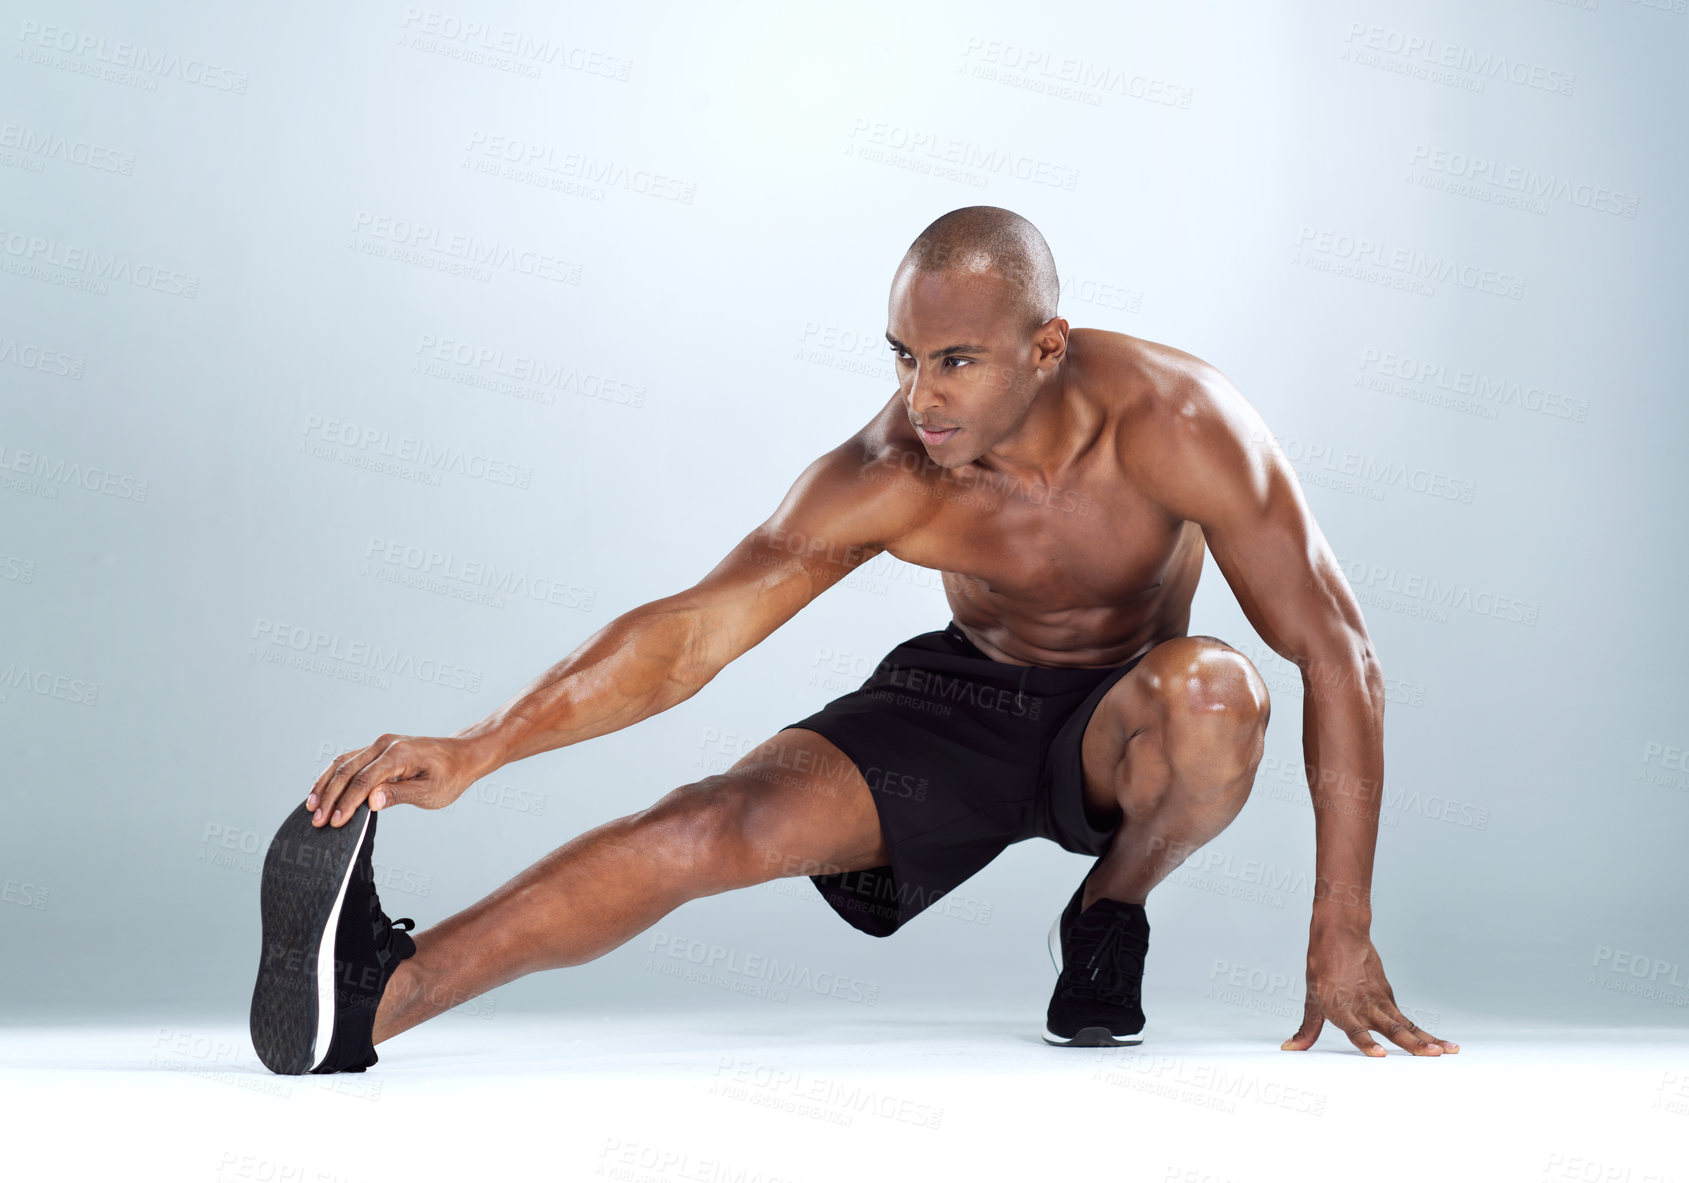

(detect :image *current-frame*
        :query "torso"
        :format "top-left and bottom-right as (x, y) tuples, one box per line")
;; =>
(866, 328), (1208, 669)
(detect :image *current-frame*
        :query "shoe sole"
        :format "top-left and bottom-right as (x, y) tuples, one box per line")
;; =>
(249, 802), (372, 1075)
(1041, 1024), (1145, 1047)
(1043, 915), (1145, 1047)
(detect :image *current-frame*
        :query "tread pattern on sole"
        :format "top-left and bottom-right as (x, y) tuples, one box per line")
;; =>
(249, 803), (366, 1075)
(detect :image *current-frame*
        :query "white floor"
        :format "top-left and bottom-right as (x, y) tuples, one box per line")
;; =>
(4, 1005), (1686, 1182)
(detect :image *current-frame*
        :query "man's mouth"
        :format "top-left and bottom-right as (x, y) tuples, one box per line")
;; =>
(915, 423), (959, 445)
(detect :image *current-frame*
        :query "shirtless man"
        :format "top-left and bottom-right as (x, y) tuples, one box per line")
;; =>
(249, 205), (1457, 1074)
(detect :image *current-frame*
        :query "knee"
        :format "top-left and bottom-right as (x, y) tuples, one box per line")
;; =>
(640, 777), (762, 887)
(1150, 639), (1270, 791)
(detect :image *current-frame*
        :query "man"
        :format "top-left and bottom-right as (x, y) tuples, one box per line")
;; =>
(250, 205), (1458, 1075)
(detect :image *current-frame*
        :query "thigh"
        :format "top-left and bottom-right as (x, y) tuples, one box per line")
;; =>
(661, 726), (890, 887)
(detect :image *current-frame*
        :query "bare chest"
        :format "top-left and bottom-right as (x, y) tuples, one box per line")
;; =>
(889, 463), (1188, 611)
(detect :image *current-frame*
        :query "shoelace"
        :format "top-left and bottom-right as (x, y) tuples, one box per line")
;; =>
(367, 886), (416, 975)
(1057, 912), (1145, 1006)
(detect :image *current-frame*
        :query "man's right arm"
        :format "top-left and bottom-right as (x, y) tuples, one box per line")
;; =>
(306, 434), (915, 827)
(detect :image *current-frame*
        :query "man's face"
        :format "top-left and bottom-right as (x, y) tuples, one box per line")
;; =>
(885, 265), (1048, 468)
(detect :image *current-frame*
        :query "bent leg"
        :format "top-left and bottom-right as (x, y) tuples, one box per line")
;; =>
(371, 727), (887, 1042)
(1077, 635), (1270, 909)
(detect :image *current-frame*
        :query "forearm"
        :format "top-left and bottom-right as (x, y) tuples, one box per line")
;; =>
(450, 599), (714, 778)
(1300, 650), (1387, 937)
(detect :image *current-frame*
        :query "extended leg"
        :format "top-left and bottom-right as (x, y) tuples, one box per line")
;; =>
(1076, 635), (1269, 909)
(370, 728), (887, 1043)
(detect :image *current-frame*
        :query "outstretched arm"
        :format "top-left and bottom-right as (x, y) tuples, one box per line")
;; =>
(306, 434), (912, 828)
(1137, 364), (1458, 1058)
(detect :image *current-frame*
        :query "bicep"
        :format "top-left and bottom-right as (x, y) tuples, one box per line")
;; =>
(673, 442), (899, 670)
(1202, 465), (1370, 669)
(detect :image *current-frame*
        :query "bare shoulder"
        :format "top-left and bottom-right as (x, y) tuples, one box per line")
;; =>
(1076, 328), (1278, 524)
(771, 395), (942, 551)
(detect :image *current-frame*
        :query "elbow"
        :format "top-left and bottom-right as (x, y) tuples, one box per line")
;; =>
(1297, 629), (1384, 705)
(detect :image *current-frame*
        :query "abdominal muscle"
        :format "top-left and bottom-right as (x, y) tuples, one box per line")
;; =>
(941, 530), (1205, 669)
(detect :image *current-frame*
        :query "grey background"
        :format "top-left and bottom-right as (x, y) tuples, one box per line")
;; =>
(2, 0), (1684, 1030)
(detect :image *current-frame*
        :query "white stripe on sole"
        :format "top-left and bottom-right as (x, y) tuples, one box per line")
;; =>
(311, 811), (371, 1071)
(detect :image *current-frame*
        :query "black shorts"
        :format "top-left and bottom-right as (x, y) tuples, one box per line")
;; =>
(783, 620), (1149, 938)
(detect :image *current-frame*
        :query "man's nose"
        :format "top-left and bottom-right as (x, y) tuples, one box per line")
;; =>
(904, 364), (944, 413)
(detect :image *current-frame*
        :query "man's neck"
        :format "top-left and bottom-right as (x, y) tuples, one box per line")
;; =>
(970, 354), (1096, 486)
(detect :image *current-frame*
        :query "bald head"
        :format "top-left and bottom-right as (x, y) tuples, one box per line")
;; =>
(898, 206), (1059, 333)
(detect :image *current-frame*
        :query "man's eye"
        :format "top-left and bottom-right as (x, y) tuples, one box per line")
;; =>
(945, 357), (970, 367)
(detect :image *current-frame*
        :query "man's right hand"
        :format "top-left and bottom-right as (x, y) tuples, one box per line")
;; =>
(306, 734), (491, 827)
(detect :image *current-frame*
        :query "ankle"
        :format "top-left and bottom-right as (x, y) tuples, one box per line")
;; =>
(1080, 882), (1147, 911)
(371, 957), (428, 1044)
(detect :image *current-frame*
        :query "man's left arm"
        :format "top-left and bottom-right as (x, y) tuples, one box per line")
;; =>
(1138, 365), (1459, 1058)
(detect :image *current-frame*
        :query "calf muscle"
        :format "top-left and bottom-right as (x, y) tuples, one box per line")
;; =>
(371, 727), (885, 1043)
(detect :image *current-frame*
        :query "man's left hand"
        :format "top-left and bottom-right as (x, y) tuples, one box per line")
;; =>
(1280, 931), (1459, 1057)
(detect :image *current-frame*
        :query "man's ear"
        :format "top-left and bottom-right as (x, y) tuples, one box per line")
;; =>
(1035, 316), (1069, 367)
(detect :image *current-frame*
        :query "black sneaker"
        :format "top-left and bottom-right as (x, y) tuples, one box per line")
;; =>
(1042, 877), (1149, 1046)
(249, 801), (417, 1074)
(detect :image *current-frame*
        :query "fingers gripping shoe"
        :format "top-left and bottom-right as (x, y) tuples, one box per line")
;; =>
(250, 801), (417, 1074)
(1042, 879), (1149, 1047)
